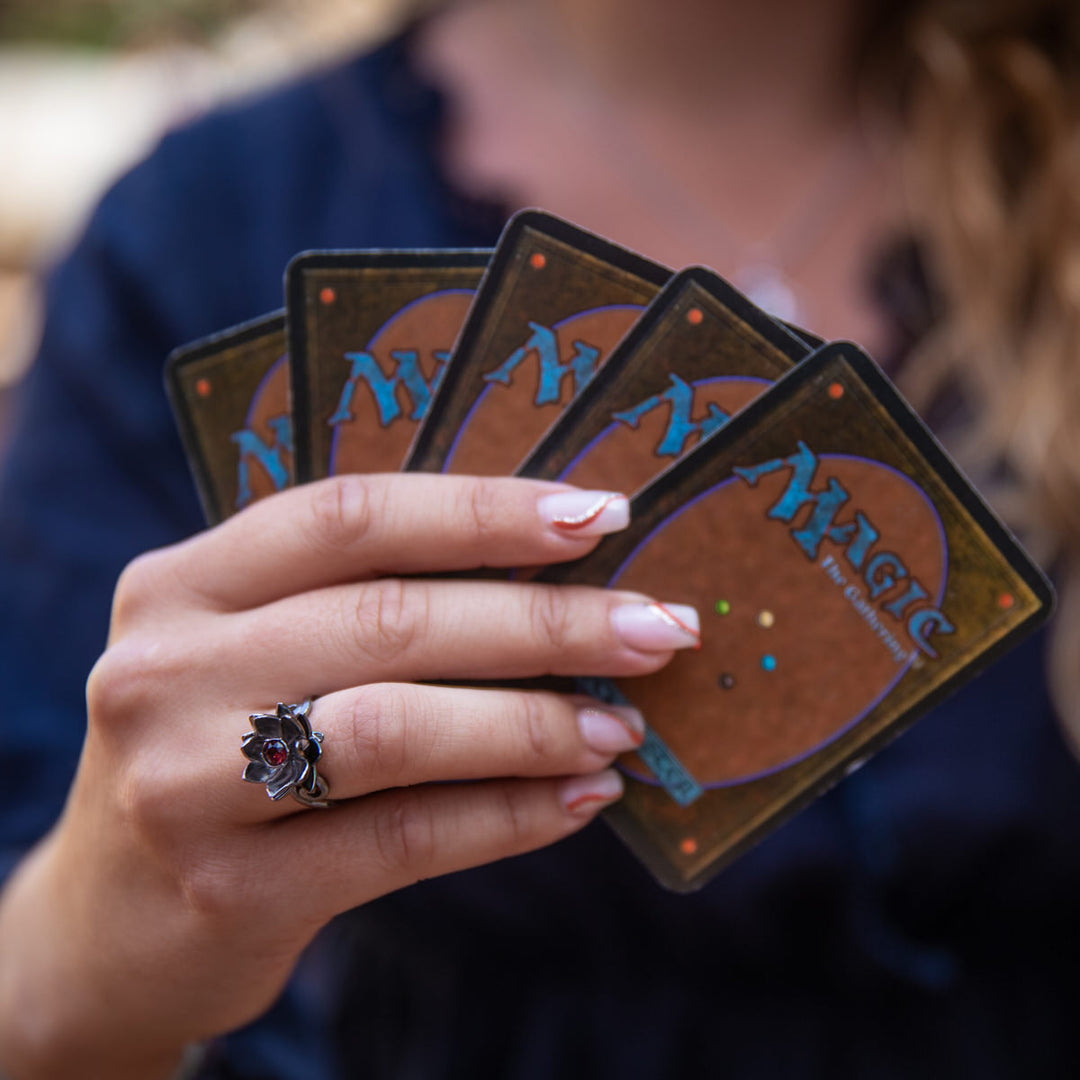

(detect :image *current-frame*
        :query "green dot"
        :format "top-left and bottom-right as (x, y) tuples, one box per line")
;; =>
(714, 599), (731, 616)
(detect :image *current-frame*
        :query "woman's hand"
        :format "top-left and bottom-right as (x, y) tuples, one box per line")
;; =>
(0, 474), (699, 1078)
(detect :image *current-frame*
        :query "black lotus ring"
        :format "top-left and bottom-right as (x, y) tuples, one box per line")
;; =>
(240, 700), (331, 808)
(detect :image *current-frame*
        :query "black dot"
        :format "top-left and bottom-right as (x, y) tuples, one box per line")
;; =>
(718, 673), (735, 689)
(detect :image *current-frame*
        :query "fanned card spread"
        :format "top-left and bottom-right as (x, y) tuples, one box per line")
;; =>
(165, 210), (1054, 891)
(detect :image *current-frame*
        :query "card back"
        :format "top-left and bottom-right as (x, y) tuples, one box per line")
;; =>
(287, 250), (490, 482)
(542, 342), (1054, 890)
(166, 311), (291, 524)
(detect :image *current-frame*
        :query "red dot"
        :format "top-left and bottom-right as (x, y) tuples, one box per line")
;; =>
(828, 382), (844, 400)
(320, 287), (336, 305)
(679, 837), (698, 856)
(529, 253), (546, 270)
(195, 378), (211, 398)
(687, 308), (704, 325)
(998, 592), (1015, 609)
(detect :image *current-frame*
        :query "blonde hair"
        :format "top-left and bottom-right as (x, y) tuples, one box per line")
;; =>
(862, 0), (1080, 744)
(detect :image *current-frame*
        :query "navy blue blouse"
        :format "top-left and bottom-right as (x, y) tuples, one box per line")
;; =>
(2, 34), (1079, 1079)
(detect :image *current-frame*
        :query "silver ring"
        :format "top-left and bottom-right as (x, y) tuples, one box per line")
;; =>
(241, 700), (331, 808)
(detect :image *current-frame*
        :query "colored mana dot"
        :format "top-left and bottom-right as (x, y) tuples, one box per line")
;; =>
(679, 837), (699, 856)
(714, 599), (731, 615)
(761, 654), (777, 672)
(687, 307), (704, 325)
(757, 610), (775, 628)
(319, 287), (337, 305)
(828, 382), (845, 400)
(195, 378), (211, 398)
(718, 673), (736, 690)
(998, 592), (1015, 609)
(529, 253), (547, 269)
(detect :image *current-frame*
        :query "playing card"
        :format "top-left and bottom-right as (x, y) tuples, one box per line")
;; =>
(166, 311), (291, 524)
(404, 210), (671, 476)
(541, 342), (1054, 891)
(286, 250), (490, 482)
(517, 266), (808, 494)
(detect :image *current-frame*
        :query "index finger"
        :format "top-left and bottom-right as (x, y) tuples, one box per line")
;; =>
(163, 474), (629, 611)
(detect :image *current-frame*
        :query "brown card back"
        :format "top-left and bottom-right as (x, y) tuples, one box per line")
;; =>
(287, 250), (490, 482)
(166, 311), (291, 524)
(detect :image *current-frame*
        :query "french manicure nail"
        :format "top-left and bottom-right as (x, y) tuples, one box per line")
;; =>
(611, 602), (701, 652)
(538, 490), (629, 538)
(577, 705), (645, 754)
(559, 769), (625, 815)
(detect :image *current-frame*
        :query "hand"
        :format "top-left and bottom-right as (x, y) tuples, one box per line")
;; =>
(0, 474), (700, 1078)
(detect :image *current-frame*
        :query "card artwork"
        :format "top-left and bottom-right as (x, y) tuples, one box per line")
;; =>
(542, 343), (1054, 890)
(166, 311), (291, 525)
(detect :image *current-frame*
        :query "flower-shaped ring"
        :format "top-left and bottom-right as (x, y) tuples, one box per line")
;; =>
(241, 700), (331, 808)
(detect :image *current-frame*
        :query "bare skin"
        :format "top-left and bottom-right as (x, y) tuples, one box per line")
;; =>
(0, 475), (702, 1077)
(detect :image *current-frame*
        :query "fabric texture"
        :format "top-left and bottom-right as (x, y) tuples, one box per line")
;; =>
(1, 30), (1079, 1079)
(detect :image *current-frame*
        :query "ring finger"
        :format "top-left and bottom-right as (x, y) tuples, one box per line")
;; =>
(234, 683), (646, 821)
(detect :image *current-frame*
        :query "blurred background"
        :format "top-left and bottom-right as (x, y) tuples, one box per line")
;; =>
(0, 0), (410, 438)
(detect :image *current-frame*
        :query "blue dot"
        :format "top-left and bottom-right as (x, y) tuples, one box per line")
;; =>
(761, 654), (777, 672)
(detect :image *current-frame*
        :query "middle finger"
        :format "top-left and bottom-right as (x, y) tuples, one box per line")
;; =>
(227, 579), (701, 697)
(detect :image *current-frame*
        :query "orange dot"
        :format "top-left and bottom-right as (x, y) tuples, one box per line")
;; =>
(319, 287), (336, 305)
(828, 382), (844, 400)
(687, 307), (704, 325)
(998, 592), (1015, 609)
(679, 837), (698, 856)
(195, 378), (211, 398)
(529, 253), (546, 270)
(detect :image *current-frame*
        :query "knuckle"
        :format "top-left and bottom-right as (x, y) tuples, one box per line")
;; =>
(514, 693), (557, 763)
(111, 551), (169, 629)
(527, 587), (573, 653)
(116, 755), (186, 855)
(308, 475), (376, 553)
(345, 684), (411, 789)
(466, 478), (502, 542)
(495, 784), (532, 850)
(346, 580), (426, 665)
(371, 794), (436, 876)
(174, 849), (251, 924)
(85, 639), (170, 730)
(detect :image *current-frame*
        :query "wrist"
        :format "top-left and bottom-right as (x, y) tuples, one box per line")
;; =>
(0, 845), (185, 1080)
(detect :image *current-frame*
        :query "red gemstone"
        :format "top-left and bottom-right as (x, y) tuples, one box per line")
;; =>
(262, 740), (288, 768)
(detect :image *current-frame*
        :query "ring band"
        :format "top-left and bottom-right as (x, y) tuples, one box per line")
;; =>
(241, 700), (331, 808)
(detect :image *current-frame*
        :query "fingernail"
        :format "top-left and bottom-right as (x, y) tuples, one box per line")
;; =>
(577, 705), (645, 754)
(538, 490), (629, 538)
(611, 602), (701, 652)
(559, 769), (625, 815)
